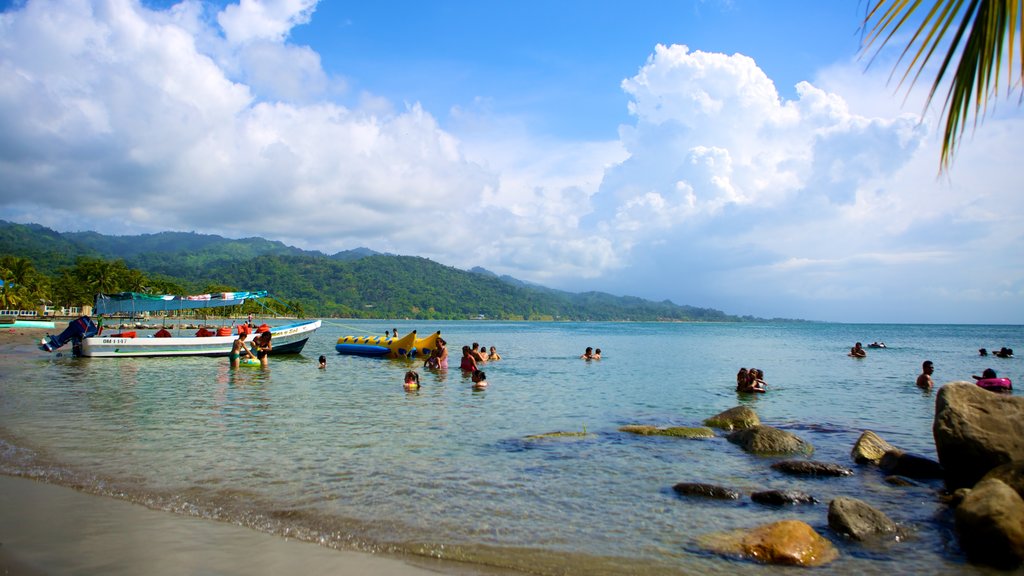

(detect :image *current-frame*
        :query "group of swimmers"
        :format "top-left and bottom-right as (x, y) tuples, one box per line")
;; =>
(228, 327), (273, 368)
(980, 347), (1014, 358)
(580, 347), (602, 360)
(402, 341), (499, 391)
(916, 360), (1013, 392)
(736, 368), (767, 393)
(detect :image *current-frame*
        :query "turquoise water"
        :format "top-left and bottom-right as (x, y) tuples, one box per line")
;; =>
(1, 320), (1022, 574)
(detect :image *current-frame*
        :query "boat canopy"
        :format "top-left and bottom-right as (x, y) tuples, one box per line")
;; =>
(94, 291), (268, 315)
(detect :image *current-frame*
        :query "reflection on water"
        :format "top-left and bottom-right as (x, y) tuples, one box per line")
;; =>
(1, 321), (1022, 575)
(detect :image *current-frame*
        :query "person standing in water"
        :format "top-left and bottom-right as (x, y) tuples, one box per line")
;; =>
(229, 330), (255, 368)
(916, 361), (934, 389)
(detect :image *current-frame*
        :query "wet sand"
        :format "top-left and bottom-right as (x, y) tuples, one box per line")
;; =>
(0, 329), (495, 576)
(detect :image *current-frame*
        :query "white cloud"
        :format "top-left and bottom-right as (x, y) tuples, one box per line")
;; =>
(0, 2), (1019, 322)
(217, 0), (317, 45)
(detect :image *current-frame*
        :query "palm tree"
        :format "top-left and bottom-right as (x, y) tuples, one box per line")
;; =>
(863, 0), (1023, 170)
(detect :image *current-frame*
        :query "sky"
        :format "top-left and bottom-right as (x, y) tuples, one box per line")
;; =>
(0, 0), (1021, 324)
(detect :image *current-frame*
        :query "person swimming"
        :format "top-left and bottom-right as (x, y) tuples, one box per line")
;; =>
(471, 369), (488, 389)
(318, 355), (326, 369)
(404, 370), (420, 391)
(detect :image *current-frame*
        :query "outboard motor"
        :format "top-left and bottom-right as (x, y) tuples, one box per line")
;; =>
(39, 316), (98, 353)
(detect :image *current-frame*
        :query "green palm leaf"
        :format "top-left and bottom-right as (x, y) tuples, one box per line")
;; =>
(863, 0), (1023, 171)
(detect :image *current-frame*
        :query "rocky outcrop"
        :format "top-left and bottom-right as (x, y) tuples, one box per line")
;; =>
(727, 426), (813, 456)
(878, 450), (943, 479)
(851, 430), (896, 464)
(954, 478), (1024, 568)
(934, 382), (1024, 489)
(827, 496), (898, 541)
(751, 490), (818, 505)
(619, 425), (715, 438)
(704, 406), (760, 431)
(700, 520), (838, 566)
(672, 482), (741, 500)
(771, 460), (853, 477)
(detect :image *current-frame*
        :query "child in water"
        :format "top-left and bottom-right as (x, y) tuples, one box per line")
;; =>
(318, 355), (326, 369)
(471, 370), (488, 389)
(404, 370), (420, 391)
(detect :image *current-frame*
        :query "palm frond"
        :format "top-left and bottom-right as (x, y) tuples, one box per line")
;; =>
(862, 0), (1023, 171)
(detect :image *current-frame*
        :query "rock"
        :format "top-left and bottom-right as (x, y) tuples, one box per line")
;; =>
(751, 490), (818, 505)
(704, 406), (760, 431)
(727, 426), (813, 456)
(851, 430), (896, 464)
(827, 496), (898, 541)
(524, 430), (593, 440)
(955, 478), (1024, 568)
(771, 460), (853, 477)
(701, 520), (838, 566)
(934, 382), (1024, 489)
(619, 425), (715, 438)
(883, 475), (923, 487)
(981, 461), (1024, 499)
(672, 482), (741, 500)
(878, 450), (943, 479)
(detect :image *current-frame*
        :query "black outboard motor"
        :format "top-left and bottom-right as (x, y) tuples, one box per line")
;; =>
(39, 316), (98, 353)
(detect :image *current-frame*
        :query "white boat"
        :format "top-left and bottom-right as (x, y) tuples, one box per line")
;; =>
(39, 291), (320, 358)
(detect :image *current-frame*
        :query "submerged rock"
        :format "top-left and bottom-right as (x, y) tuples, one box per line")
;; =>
(934, 382), (1024, 489)
(699, 520), (838, 567)
(704, 406), (760, 431)
(672, 482), (741, 500)
(523, 430), (594, 440)
(955, 478), (1024, 568)
(884, 475), (924, 487)
(771, 460), (853, 477)
(619, 425), (715, 439)
(827, 496), (898, 541)
(851, 430), (896, 464)
(878, 450), (943, 480)
(727, 426), (813, 456)
(751, 490), (818, 505)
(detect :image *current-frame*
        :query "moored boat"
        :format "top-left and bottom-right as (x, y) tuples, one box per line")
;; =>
(39, 291), (320, 358)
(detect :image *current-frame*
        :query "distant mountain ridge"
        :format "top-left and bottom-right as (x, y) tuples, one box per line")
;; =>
(0, 220), (741, 321)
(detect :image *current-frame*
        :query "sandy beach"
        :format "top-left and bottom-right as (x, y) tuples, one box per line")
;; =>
(0, 328), (495, 576)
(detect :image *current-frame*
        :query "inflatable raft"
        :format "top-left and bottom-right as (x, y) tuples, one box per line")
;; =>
(335, 330), (441, 358)
(976, 378), (1012, 392)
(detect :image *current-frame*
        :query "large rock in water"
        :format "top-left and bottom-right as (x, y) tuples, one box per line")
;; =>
(934, 383), (1024, 489)
(827, 496), (898, 541)
(851, 430), (896, 464)
(982, 461), (1024, 498)
(878, 450), (944, 479)
(704, 406), (760, 431)
(771, 460), (853, 477)
(720, 520), (838, 566)
(727, 426), (813, 456)
(954, 478), (1024, 568)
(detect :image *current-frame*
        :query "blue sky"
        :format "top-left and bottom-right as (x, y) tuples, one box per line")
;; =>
(0, 0), (1021, 323)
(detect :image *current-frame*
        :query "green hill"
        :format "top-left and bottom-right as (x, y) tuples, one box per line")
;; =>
(0, 220), (739, 321)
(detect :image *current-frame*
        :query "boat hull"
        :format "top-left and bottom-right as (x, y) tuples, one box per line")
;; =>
(77, 319), (321, 358)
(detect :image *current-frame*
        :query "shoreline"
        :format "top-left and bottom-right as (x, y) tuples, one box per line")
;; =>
(0, 330), (505, 576)
(0, 474), (484, 576)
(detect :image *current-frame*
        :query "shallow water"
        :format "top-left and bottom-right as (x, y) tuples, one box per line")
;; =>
(1, 320), (1021, 574)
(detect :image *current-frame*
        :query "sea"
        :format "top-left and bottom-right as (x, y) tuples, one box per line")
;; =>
(1, 320), (1022, 575)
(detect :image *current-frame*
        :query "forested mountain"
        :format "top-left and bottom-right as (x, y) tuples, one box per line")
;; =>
(0, 220), (739, 321)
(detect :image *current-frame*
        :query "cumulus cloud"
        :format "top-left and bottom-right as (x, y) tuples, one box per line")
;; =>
(0, 0), (493, 256)
(0, 2), (1019, 322)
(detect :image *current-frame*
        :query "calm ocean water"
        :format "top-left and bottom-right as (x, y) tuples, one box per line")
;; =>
(1, 320), (1022, 574)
